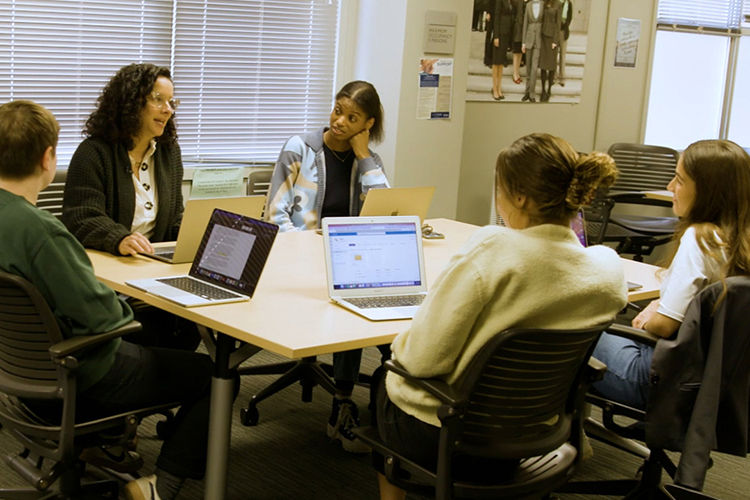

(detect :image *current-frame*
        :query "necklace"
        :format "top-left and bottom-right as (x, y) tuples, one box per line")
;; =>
(324, 136), (352, 163)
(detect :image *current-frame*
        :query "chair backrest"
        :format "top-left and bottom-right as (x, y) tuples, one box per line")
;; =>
(0, 271), (64, 400)
(36, 169), (67, 219)
(454, 323), (610, 460)
(247, 168), (273, 197)
(607, 143), (679, 193)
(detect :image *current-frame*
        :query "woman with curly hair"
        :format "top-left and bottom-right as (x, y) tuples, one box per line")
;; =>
(63, 63), (200, 351)
(63, 62), (181, 256)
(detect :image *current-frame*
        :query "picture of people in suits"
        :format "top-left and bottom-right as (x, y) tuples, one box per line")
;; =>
(539, 0), (562, 102)
(558, 0), (574, 86)
(521, 0), (543, 102)
(491, 0), (515, 100)
(468, 0), (590, 102)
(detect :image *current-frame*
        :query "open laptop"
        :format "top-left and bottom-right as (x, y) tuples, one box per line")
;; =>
(573, 211), (641, 291)
(322, 216), (428, 321)
(359, 186), (436, 223)
(143, 195), (266, 264)
(126, 209), (278, 307)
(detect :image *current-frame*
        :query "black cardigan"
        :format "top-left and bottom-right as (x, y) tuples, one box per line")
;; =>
(645, 276), (750, 490)
(62, 138), (184, 255)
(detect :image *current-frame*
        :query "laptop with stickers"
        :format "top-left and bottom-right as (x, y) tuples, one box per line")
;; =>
(127, 209), (278, 307)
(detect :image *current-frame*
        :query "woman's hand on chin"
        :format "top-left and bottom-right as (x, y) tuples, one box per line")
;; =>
(349, 129), (371, 160)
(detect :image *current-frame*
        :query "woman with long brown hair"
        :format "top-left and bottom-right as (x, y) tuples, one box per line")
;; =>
(592, 139), (750, 409)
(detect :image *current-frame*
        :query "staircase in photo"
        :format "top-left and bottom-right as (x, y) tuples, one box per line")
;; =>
(467, 29), (588, 103)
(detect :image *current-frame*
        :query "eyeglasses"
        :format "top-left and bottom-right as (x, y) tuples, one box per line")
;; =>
(147, 92), (180, 112)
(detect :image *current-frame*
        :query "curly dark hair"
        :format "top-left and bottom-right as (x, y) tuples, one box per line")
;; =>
(84, 63), (177, 150)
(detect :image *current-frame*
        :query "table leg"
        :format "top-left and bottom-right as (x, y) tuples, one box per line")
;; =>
(204, 333), (235, 500)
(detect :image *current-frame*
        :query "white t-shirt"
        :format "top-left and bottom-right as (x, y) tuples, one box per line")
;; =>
(657, 226), (725, 322)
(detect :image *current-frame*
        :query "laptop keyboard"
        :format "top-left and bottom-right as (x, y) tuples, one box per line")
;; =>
(156, 277), (241, 301)
(343, 294), (426, 309)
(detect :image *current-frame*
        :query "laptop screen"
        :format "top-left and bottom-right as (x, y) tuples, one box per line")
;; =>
(189, 209), (278, 297)
(571, 210), (587, 247)
(327, 221), (422, 290)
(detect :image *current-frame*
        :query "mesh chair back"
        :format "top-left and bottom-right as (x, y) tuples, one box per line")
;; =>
(247, 169), (273, 196)
(455, 325), (607, 460)
(36, 169), (67, 219)
(0, 271), (64, 400)
(607, 143), (679, 193)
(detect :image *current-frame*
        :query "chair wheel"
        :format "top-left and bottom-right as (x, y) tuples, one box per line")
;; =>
(240, 405), (259, 426)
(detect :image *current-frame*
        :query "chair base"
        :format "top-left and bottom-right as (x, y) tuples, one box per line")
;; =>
(556, 450), (718, 500)
(237, 357), (338, 426)
(357, 426), (579, 500)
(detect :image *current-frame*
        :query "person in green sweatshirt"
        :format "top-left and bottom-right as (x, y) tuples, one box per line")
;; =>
(0, 99), (225, 500)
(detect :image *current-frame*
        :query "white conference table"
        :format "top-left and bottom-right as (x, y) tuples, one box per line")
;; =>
(87, 218), (661, 500)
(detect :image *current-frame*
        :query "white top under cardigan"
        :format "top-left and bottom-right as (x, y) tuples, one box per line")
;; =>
(386, 223), (628, 427)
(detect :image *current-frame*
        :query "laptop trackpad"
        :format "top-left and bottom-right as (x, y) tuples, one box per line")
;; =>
(147, 284), (189, 298)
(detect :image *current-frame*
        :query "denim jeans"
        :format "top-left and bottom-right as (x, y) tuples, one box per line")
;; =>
(592, 332), (654, 410)
(77, 341), (222, 479)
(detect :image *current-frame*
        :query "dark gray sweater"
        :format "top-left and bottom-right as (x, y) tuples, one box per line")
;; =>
(62, 138), (184, 255)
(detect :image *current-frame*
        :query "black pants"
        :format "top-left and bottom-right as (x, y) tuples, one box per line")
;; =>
(79, 341), (232, 479)
(124, 298), (202, 351)
(370, 371), (519, 483)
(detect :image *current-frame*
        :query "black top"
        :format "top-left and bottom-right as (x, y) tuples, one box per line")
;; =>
(321, 144), (355, 219)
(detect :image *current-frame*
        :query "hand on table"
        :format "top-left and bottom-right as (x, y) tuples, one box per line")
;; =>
(118, 232), (154, 256)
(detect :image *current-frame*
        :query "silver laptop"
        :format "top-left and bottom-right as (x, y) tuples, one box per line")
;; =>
(322, 216), (428, 321)
(359, 186), (436, 223)
(127, 209), (278, 307)
(143, 195), (266, 264)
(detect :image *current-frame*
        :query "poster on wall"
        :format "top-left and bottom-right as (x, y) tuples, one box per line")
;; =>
(417, 58), (453, 119)
(467, 0), (592, 103)
(614, 18), (640, 68)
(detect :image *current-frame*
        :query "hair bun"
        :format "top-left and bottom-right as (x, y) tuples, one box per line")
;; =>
(565, 152), (618, 209)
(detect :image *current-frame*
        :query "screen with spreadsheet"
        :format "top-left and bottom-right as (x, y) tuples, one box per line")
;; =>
(327, 222), (422, 290)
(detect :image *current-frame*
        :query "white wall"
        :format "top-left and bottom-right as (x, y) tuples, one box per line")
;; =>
(341, 0), (473, 219)
(457, 0), (657, 226)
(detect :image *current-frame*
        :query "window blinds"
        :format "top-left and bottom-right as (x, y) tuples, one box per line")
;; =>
(0, 0), (173, 166)
(0, 0), (339, 166)
(173, 0), (339, 162)
(657, 0), (746, 32)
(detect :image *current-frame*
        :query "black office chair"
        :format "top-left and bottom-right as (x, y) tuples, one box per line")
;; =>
(586, 143), (679, 260)
(36, 169), (67, 220)
(0, 271), (178, 499)
(354, 322), (613, 500)
(559, 277), (750, 499)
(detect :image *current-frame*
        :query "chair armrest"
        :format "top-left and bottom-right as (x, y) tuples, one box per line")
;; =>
(607, 323), (659, 348)
(384, 360), (461, 406)
(586, 356), (607, 383)
(49, 320), (142, 359)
